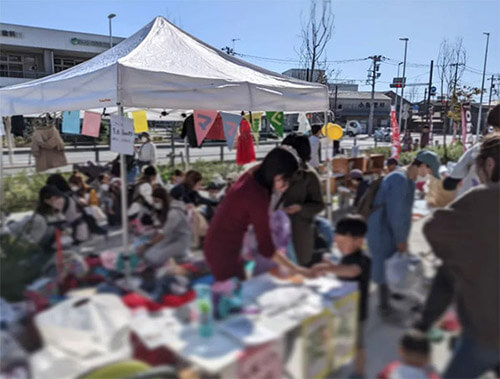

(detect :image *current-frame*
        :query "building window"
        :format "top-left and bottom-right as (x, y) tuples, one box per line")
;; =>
(337, 104), (343, 110)
(0, 53), (40, 78)
(380, 103), (385, 108)
(365, 102), (370, 108)
(374, 102), (378, 108)
(359, 102), (364, 108)
(54, 56), (85, 73)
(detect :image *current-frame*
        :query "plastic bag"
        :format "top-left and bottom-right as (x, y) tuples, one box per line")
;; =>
(385, 252), (426, 302)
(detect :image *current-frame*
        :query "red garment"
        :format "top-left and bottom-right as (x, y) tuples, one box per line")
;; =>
(203, 169), (276, 281)
(236, 119), (256, 165)
(122, 290), (196, 312)
(205, 114), (226, 140)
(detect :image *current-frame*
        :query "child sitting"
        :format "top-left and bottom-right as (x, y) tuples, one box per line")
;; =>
(312, 215), (371, 378)
(378, 331), (438, 379)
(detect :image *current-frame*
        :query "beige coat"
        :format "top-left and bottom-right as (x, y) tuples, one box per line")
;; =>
(31, 126), (67, 172)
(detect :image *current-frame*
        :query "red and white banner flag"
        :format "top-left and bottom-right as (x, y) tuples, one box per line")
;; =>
(390, 106), (401, 159)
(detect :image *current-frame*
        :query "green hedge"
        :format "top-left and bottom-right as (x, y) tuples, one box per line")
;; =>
(2, 161), (243, 214)
(367, 142), (465, 165)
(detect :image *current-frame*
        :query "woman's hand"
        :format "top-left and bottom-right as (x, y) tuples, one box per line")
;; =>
(284, 204), (302, 215)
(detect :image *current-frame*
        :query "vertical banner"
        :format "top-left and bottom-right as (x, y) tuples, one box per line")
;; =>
(461, 102), (473, 152)
(297, 112), (310, 133)
(110, 115), (135, 155)
(81, 111), (102, 137)
(131, 110), (149, 133)
(220, 112), (242, 150)
(266, 111), (284, 137)
(61, 111), (81, 135)
(390, 106), (401, 159)
(194, 110), (218, 145)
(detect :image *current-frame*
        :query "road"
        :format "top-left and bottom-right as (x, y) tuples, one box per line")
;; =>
(2, 135), (392, 175)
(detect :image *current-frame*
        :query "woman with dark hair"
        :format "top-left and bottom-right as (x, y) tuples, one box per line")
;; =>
(204, 147), (313, 281)
(281, 133), (325, 266)
(137, 187), (191, 265)
(18, 185), (66, 249)
(46, 174), (91, 243)
(170, 170), (217, 208)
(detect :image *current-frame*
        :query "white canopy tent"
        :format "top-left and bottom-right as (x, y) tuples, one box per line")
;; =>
(0, 16), (330, 258)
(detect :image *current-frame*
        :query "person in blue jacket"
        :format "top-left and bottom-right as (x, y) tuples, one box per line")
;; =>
(367, 152), (436, 318)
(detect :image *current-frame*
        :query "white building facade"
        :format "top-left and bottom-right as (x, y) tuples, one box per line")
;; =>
(0, 23), (124, 87)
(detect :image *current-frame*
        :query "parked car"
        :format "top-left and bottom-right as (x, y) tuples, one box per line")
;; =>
(343, 120), (362, 137)
(374, 127), (391, 142)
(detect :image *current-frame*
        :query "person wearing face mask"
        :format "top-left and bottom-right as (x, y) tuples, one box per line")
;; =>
(137, 187), (191, 265)
(137, 132), (157, 168)
(19, 185), (67, 249)
(367, 155), (428, 319)
(203, 148), (315, 281)
(421, 133), (500, 378)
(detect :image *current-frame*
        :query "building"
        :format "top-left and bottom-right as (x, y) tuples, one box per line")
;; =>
(282, 68), (326, 83)
(328, 82), (359, 92)
(0, 23), (124, 88)
(331, 91), (392, 131)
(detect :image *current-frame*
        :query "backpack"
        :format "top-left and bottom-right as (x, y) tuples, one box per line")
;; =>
(356, 176), (384, 220)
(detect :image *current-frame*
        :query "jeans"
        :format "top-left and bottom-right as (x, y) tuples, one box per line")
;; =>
(444, 334), (500, 378)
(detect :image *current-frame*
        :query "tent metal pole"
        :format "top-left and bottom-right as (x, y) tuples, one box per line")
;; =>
(117, 105), (130, 280)
(0, 120), (4, 231)
(324, 111), (332, 223)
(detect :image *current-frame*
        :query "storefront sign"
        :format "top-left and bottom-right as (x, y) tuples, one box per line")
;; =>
(70, 38), (110, 48)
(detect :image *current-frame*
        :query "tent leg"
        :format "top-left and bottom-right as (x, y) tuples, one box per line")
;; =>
(117, 105), (131, 283)
(184, 137), (190, 170)
(324, 111), (332, 223)
(0, 125), (4, 231)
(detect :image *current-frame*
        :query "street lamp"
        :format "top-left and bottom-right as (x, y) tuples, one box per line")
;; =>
(398, 38), (409, 131)
(476, 32), (490, 141)
(108, 13), (116, 49)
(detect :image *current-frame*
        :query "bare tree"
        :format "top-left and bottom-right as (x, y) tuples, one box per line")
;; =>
(437, 37), (467, 98)
(297, 0), (334, 83)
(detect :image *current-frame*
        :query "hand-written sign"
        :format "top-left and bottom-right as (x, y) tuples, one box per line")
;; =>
(110, 115), (135, 155)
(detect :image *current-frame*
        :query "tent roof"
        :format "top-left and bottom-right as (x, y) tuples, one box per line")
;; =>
(0, 16), (328, 116)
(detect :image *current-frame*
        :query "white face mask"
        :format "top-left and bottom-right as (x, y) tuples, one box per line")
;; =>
(141, 137), (148, 143)
(101, 184), (110, 192)
(50, 197), (65, 211)
(70, 185), (79, 192)
(154, 202), (163, 210)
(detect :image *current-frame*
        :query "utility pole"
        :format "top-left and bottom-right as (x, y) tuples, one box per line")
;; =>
(488, 75), (499, 109)
(367, 55), (382, 136)
(398, 38), (409, 129)
(426, 60), (434, 127)
(477, 32), (490, 140)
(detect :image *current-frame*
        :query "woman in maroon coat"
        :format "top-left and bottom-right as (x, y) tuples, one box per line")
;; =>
(203, 148), (313, 281)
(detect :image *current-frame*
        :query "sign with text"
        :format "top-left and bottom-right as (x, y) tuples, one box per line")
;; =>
(461, 102), (473, 152)
(390, 106), (401, 159)
(110, 115), (135, 155)
(81, 111), (101, 138)
(266, 111), (284, 137)
(62, 111), (81, 135)
(194, 110), (218, 145)
(131, 110), (149, 133)
(220, 112), (242, 150)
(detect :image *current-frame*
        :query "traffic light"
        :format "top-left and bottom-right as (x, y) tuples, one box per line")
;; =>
(390, 83), (403, 88)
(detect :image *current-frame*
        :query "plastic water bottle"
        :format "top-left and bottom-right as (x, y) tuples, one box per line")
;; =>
(194, 284), (213, 338)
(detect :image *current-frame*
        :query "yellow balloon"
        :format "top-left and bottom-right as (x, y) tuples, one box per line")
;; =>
(321, 123), (343, 140)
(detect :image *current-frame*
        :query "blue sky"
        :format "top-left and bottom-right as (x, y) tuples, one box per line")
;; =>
(1, 0), (499, 100)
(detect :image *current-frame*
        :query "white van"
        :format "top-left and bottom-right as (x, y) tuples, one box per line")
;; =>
(344, 120), (362, 137)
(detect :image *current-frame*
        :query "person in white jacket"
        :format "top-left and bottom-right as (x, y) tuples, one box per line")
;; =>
(137, 132), (157, 167)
